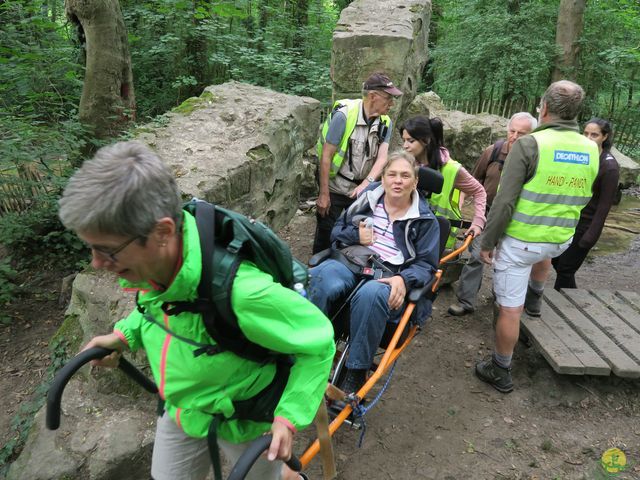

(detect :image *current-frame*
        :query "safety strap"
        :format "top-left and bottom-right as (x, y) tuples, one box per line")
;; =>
(208, 416), (224, 480)
(447, 219), (472, 229)
(488, 140), (506, 170)
(329, 248), (397, 279)
(137, 299), (222, 357)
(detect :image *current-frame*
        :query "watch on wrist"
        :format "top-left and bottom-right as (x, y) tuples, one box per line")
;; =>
(366, 176), (375, 183)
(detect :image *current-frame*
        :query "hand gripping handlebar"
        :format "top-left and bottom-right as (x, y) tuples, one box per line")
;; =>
(46, 346), (158, 430)
(227, 434), (302, 480)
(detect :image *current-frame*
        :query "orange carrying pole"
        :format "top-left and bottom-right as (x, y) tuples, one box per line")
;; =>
(300, 304), (418, 467)
(300, 233), (474, 468)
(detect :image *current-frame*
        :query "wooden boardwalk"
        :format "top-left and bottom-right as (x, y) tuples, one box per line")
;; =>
(520, 289), (640, 378)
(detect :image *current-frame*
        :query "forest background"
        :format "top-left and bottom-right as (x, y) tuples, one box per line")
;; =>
(0, 0), (639, 470)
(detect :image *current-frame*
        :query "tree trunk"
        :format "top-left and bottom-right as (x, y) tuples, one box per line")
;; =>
(551, 0), (586, 82)
(65, 0), (136, 141)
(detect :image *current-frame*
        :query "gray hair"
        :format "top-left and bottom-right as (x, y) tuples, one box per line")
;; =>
(59, 141), (182, 237)
(382, 150), (419, 178)
(508, 111), (537, 131)
(542, 80), (585, 120)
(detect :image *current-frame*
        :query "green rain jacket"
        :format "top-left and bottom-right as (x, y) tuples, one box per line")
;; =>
(113, 211), (335, 443)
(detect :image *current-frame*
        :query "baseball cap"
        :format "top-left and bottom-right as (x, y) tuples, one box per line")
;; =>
(363, 73), (403, 97)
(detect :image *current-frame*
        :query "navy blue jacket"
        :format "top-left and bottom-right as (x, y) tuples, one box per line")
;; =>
(330, 184), (440, 324)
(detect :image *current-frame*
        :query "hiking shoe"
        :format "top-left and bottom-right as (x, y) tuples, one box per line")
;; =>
(448, 303), (474, 316)
(524, 286), (543, 317)
(475, 358), (513, 393)
(339, 368), (367, 395)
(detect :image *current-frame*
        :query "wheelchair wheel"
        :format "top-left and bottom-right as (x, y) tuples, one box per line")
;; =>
(330, 340), (349, 392)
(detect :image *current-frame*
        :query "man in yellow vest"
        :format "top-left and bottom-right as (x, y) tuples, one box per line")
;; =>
(477, 81), (599, 393)
(313, 72), (402, 253)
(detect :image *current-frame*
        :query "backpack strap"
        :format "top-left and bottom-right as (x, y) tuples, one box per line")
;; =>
(487, 139), (506, 170)
(194, 201), (216, 302)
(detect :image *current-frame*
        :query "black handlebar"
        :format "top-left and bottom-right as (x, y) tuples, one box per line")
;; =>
(227, 434), (302, 480)
(46, 346), (158, 430)
(46, 349), (303, 480)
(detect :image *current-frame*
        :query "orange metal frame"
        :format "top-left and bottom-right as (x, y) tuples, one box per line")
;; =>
(300, 234), (474, 468)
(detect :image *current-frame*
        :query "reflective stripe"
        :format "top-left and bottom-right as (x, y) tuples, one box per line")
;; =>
(520, 189), (591, 206)
(431, 204), (458, 219)
(512, 212), (579, 228)
(317, 99), (391, 178)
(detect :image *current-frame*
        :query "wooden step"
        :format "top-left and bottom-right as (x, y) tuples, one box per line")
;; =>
(520, 289), (640, 378)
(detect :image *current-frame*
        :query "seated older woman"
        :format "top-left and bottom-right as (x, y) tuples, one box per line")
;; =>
(309, 151), (440, 394)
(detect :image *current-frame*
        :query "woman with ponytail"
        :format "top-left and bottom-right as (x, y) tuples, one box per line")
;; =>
(400, 116), (486, 248)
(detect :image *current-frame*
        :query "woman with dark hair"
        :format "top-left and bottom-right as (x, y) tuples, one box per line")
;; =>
(552, 118), (620, 289)
(400, 116), (486, 248)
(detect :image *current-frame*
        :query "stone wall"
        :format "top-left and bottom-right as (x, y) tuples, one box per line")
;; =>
(138, 81), (321, 230)
(331, 0), (431, 121)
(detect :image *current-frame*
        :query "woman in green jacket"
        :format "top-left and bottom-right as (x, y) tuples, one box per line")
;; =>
(58, 141), (335, 480)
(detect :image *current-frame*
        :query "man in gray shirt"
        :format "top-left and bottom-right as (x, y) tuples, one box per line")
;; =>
(313, 72), (401, 253)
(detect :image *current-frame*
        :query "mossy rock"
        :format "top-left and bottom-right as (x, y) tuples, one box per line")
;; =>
(172, 91), (217, 115)
(51, 314), (83, 354)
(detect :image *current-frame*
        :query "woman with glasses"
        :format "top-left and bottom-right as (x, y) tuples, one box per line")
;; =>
(58, 141), (334, 480)
(552, 118), (620, 289)
(400, 116), (486, 248)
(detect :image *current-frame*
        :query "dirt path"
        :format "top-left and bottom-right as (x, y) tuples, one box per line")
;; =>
(2, 204), (639, 479)
(282, 211), (640, 480)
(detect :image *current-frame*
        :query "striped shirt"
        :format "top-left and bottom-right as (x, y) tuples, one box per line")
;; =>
(369, 201), (404, 265)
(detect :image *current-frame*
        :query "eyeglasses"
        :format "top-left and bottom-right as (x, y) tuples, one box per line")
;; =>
(374, 91), (395, 103)
(89, 236), (141, 262)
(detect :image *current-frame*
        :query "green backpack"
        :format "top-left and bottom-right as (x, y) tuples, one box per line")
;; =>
(163, 199), (308, 362)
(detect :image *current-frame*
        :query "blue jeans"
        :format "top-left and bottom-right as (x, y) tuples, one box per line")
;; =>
(309, 259), (402, 370)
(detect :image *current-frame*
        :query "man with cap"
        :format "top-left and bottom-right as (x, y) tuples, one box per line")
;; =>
(313, 72), (402, 254)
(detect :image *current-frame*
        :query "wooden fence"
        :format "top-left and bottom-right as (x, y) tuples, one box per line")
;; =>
(444, 96), (539, 120)
(443, 96), (640, 157)
(0, 164), (52, 215)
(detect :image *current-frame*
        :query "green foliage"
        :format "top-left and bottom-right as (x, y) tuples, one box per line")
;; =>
(0, 338), (70, 476)
(578, 0), (640, 155)
(0, 1), (82, 123)
(1, 0), (340, 275)
(122, 0), (338, 119)
(0, 259), (18, 325)
(430, 0), (558, 104)
(0, 199), (89, 271)
(430, 0), (640, 154)
(1, 0), (90, 271)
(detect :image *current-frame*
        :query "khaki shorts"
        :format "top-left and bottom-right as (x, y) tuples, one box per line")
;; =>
(492, 235), (571, 308)
(151, 413), (283, 480)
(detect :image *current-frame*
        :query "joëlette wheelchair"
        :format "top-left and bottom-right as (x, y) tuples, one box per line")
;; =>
(45, 167), (473, 478)
(297, 166), (474, 467)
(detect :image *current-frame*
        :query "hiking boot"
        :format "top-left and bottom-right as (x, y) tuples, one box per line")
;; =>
(475, 358), (513, 393)
(524, 286), (543, 317)
(339, 368), (367, 395)
(448, 303), (474, 317)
